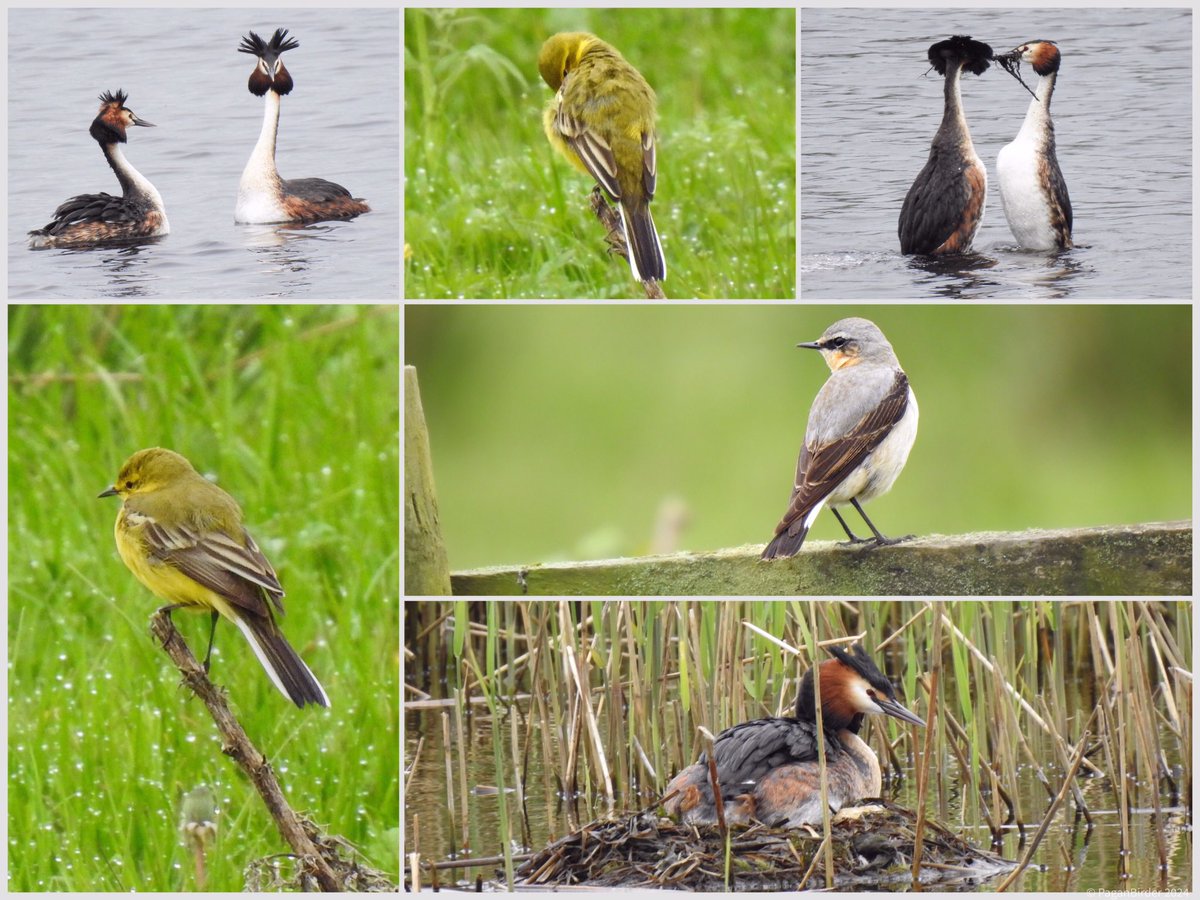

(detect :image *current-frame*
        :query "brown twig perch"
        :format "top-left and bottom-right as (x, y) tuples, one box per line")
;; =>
(589, 187), (667, 299)
(149, 609), (374, 892)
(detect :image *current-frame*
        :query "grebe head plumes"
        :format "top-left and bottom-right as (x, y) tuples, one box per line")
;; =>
(798, 644), (927, 731)
(28, 90), (169, 249)
(235, 27), (370, 225)
(663, 643), (925, 828)
(90, 89), (156, 141)
(898, 35), (992, 256)
(995, 40), (1073, 250)
(239, 28), (298, 97)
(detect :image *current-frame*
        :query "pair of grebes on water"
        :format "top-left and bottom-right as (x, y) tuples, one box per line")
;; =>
(664, 643), (925, 829)
(28, 29), (369, 249)
(899, 37), (1071, 255)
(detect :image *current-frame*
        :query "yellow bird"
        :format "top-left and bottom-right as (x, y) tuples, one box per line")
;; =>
(99, 448), (329, 708)
(538, 31), (666, 283)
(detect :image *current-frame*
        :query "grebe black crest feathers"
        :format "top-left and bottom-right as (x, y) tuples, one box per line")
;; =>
(239, 28), (298, 97)
(927, 35), (992, 77)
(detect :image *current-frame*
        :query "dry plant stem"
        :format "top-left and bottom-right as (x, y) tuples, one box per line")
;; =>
(149, 609), (341, 892)
(912, 610), (941, 882)
(588, 187), (667, 299)
(807, 608), (834, 889)
(404, 734), (424, 803)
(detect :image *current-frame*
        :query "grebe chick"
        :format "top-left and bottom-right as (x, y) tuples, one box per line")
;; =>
(28, 90), (168, 249)
(995, 41), (1072, 250)
(235, 28), (370, 225)
(898, 35), (992, 256)
(663, 644), (925, 828)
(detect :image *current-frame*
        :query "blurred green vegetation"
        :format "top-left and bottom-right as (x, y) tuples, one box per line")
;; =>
(8, 305), (399, 890)
(404, 7), (796, 299)
(405, 305), (1191, 571)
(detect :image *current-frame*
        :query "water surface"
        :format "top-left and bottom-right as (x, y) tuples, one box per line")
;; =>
(801, 8), (1191, 299)
(8, 8), (399, 299)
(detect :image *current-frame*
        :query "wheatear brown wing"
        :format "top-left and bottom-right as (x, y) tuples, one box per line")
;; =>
(769, 371), (911, 550)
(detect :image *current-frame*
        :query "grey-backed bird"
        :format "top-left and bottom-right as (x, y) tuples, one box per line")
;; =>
(762, 318), (918, 560)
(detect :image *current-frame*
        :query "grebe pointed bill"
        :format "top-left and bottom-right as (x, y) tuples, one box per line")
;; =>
(28, 89), (169, 250)
(663, 644), (925, 829)
(995, 41), (1073, 251)
(898, 35), (992, 256)
(235, 27), (370, 225)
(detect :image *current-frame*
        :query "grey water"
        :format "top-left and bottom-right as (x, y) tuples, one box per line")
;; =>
(8, 8), (399, 299)
(801, 8), (1191, 299)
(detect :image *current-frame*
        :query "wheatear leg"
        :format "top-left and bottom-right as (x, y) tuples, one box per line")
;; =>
(850, 498), (914, 546)
(831, 508), (871, 544)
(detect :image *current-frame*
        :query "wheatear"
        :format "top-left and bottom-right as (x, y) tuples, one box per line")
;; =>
(762, 318), (918, 560)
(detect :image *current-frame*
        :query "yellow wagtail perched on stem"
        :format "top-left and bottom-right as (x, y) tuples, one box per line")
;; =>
(99, 447), (329, 708)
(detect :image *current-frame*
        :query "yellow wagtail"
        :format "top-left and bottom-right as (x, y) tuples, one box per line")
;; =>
(99, 447), (329, 707)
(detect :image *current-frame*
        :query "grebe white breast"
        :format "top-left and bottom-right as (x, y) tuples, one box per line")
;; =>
(235, 28), (370, 225)
(898, 35), (992, 256)
(995, 41), (1072, 250)
(28, 90), (168, 249)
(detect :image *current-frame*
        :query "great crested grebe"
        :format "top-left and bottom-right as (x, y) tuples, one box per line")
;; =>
(761, 318), (917, 560)
(995, 41), (1072, 250)
(664, 644), (925, 828)
(235, 28), (369, 225)
(898, 35), (992, 256)
(28, 90), (168, 249)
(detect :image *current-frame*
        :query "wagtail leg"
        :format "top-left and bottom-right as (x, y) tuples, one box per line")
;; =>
(201, 611), (220, 673)
(831, 508), (871, 544)
(851, 498), (914, 546)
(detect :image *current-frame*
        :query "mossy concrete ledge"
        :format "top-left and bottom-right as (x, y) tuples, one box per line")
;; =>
(449, 520), (1192, 596)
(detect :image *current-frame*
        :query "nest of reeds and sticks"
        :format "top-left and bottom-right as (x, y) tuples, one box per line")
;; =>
(516, 801), (1015, 891)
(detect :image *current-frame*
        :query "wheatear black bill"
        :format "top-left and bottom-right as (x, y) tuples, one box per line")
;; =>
(762, 317), (918, 560)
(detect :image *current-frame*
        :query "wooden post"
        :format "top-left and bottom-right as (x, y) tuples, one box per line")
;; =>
(405, 366), (452, 595)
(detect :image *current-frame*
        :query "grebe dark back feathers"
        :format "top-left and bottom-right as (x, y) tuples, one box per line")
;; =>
(996, 41), (1073, 250)
(663, 644), (925, 828)
(28, 90), (168, 249)
(235, 28), (370, 225)
(898, 35), (992, 256)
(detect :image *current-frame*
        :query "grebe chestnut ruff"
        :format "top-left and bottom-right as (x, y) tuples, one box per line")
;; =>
(898, 36), (992, 256)
(995, 41), (1072, 250)
(235, 28), (369, 225)
(664, 644), (925, 828)
(28, 90), (168, 249)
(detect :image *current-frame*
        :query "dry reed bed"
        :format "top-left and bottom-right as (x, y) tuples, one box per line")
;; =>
(403, 600), (1191, 890)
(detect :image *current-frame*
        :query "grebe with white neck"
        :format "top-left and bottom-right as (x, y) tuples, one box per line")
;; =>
(995, 41), (1072, 250)
(235, 28), (369, 225)
(29, 90), (168, 249)
(898, 36), (992, 256)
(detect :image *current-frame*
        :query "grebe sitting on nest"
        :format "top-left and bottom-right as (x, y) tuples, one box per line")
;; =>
(664, 644), (925, 828)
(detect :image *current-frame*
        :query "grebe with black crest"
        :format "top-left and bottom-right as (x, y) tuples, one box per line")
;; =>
(29, 90), (168, 249)
(898, 35), (992, 256)
(995, 41), (1073, 250)
(236, 28), (370, 225)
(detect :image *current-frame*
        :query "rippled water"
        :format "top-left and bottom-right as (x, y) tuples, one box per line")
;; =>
(801, 8), (1191, 299)
(7, 8), (399, 299)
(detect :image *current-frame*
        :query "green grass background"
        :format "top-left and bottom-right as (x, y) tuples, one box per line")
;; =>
(405, 7), (796, 299)
(406, 304), (1191, 571)
(8, 305), (399, 890)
